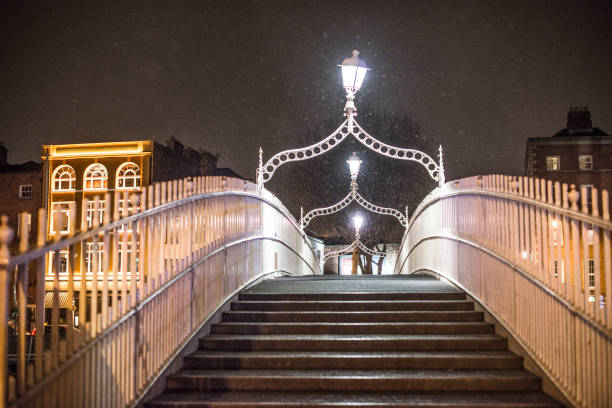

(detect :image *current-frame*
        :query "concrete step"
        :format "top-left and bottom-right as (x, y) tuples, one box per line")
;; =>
(222, 310), (485, 323)
(199, 334), (507, 352)
(184, 350), (523, 370)
(239, 292), (467, 301)
(211, 321), (495, 335)
(166, 369), (542, 392)
(147, 391), (563, 407)
(231, 300), (475, 312)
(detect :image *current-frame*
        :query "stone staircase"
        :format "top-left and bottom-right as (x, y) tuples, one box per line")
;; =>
(146, 276), (563, 407)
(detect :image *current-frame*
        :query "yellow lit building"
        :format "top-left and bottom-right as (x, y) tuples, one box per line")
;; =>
(41, 141), (153, 292)
(42, 141), (153, 238)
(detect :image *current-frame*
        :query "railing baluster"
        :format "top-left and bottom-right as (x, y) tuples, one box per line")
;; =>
(34, 209), (46, 382)
(17, 213), (29, 396)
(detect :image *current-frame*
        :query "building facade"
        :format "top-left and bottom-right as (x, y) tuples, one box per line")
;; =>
(42, 140), (154, 240)
(525, 107), (612, 205)
(0, 142), (42, 247)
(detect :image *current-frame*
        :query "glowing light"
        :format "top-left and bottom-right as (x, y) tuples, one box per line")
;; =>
(46, 141), (149, 157)
(347, 152), (362, 178)
(352, 214), (364, 231)
(521, 251), (528, 259)
(551, 220), (559, 228)
(339, 50), (370, 93)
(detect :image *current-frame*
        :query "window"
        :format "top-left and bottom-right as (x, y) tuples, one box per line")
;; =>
(49, 250), (69, 274)
(586, 259), (595, 289)
(52, 165), (76, 191)
(116, 162), (141, 189)
(19, 184), (32, 199)
(546, 156), (560, 171)
(85, 241), (104, 274)
(86, 199), (107, 228)
(579, 154), (593, 170)
(84, 163), (108, 191)
(50, 201), (74, 235)
(117, 241), (139, 273)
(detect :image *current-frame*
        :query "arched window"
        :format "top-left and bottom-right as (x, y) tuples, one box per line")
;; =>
(116, 162), (141, 189)
(83, 163), (108, 191)
(52, 165), (76, 191)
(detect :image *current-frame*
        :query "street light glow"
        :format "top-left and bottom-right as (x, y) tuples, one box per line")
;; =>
(353, 214), (364, 231)
(347, 152), (362, 178)
(340, 50), (369, 94)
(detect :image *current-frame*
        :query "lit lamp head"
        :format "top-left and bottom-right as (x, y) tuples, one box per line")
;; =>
(352, 214), (364, 233)
(347, 152), (362, 180)
(340, 50), (370, 96)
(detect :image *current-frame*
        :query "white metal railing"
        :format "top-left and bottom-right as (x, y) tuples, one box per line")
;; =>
(0, 176), (320, 408)
(395, 174), (611, 408)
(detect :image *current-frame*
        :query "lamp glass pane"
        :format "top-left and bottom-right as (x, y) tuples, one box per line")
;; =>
(348, 160), (361, 176)
(354, 67), (368, 90)
(353, 215), (364, 230)
(341, 65), (358, 89)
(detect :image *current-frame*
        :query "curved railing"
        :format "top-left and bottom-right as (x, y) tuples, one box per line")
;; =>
(395, 174), (611, 408)
(0, 176), (320, 408)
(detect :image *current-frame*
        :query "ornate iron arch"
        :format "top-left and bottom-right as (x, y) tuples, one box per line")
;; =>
(301, 186), (407, 230)
(323, 238), (388, 263)
(257, 118), (445, 187)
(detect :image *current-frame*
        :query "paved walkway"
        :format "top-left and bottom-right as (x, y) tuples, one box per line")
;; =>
(245, 274), (462, 294)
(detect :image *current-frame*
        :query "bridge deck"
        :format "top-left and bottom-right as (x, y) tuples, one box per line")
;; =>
(245, 274), (462, 294)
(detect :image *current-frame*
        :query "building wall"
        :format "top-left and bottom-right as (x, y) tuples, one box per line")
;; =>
(526, 138), (612, 192)
(43, 142), (154, 240)
(525, 108), (612, 195)
(152, 138), (217, 181)
(0, 169), (42, 245)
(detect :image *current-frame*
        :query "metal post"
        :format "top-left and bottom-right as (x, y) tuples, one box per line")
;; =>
(438, 145), (446, 187)
(299, 206), (304, 233)
(0, 215), (14, 408)
(257, 147), (263, 190)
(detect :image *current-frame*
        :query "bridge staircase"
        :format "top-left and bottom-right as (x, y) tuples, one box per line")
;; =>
(146, 275), (563, 407)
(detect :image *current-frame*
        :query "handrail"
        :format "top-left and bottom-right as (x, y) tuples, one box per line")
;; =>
(396, 174), (612, 408)
(0, 175), (321, 408)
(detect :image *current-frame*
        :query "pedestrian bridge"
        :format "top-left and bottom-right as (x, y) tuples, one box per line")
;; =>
(1, 175), (611, 408)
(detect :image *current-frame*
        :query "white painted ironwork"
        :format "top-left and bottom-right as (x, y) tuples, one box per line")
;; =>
(301, 183), (407, 230)
(323, 238), (387, 263)
(351, 121), (442, 184)
(396, 174), (612, 408)
(1, 176), (320, 408)
(259, 117), (444, 187)
(259, 121), (350, 184)
(257, 50), (446, 188)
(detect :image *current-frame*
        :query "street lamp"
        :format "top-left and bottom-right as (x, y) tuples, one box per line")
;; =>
(347, 152), (362, 182)
(259, 50), (445, 188)
(340, 50), (369, 96)
(340, 50), (370, 127)
(352, 214), (364, 235)
(351, 213), (363, 275)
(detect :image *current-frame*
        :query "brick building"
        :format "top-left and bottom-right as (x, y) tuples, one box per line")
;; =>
(525, 107), (612, 204)
(0, 142), (42, 245)
(153, 137), (218, 181)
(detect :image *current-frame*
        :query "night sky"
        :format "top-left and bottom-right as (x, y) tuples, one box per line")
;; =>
(2, 0), (611, 182)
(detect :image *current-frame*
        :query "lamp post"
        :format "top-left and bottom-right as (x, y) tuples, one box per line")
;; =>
(352, 214), (364, 239)
(258, 50), (445, 188)
(347, 152), (362, 188)
(351, 214), (363, 275)
(340, 50), (370, 128)
(300, 152), (407, 231)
